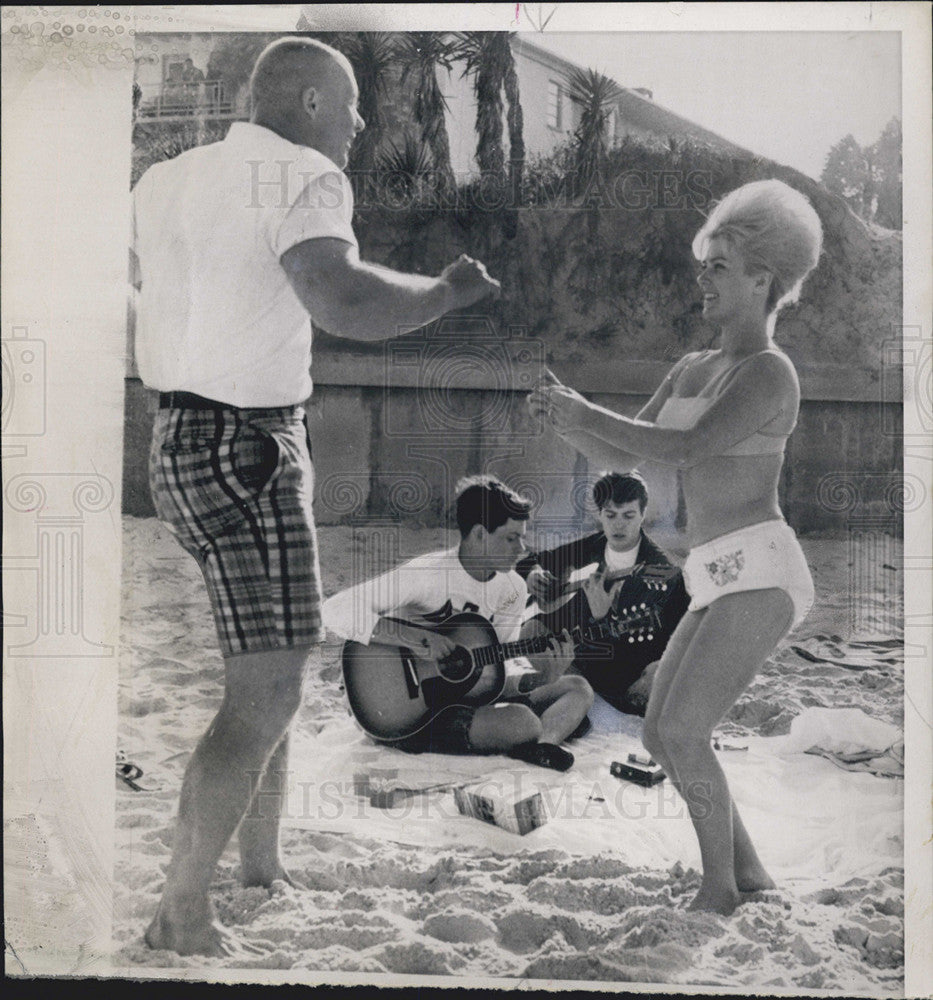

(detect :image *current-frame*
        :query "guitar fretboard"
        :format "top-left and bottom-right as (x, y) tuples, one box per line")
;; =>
(470, 612), (654, 668)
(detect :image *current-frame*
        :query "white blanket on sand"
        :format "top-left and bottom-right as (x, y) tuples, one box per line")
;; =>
(285, 702), (902, 885)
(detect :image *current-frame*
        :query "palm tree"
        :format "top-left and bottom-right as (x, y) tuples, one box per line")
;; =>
(501, 36), (525, 205)
(455, 32), (504, 177)
(565, 67), (622, 184)
(454, 31), (524, 188)
(394, 33), (458, 190)
(330, 33), (396, 177)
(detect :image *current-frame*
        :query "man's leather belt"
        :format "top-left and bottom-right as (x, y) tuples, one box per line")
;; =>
(158, 391), (229, 410)
(158, 392), (297, 412)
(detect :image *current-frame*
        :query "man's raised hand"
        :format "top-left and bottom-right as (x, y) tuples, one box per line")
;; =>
(440, 254), (501, 309)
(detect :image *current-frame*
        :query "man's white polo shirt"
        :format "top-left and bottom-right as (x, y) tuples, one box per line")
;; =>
(132, 122), (357, 407)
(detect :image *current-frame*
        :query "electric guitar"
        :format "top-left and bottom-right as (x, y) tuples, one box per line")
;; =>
(342, 604), (660, 742)
(533, 562), (678, 615)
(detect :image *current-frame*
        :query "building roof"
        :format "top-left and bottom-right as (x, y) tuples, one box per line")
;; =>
(514, 37), (753, 158)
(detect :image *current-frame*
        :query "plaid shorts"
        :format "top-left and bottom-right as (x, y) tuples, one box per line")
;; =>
(148, 402), (323, 657)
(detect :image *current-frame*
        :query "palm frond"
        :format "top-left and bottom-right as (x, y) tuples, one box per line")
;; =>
(563, 66), (623, 180)
(565, 67), (623, 110)
(393, 32), (458, 184)
(379, 131), (435, 178)
(395, 32), (457, 79)
(332, 32), (396, 100)
(329, 33), (397, 174)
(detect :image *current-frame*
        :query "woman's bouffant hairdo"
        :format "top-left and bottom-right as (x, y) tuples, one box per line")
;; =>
(692, 180), (824, 315)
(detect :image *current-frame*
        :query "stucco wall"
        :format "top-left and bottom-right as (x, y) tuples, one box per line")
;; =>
(122, 371), (902, 542)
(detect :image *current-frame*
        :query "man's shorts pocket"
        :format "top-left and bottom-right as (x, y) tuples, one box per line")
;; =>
(230, 422), (281, 496)
(159, 429), (215, 457)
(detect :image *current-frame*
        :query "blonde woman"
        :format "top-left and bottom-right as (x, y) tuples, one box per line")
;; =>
(531, 180), (823, 914)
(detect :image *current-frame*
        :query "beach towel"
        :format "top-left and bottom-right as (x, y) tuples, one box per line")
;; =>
(775, 706), (904, 778)
(284, 695), (903, 882)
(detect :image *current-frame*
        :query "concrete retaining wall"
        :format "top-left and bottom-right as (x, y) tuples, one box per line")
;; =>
(122, 349), (902, 538)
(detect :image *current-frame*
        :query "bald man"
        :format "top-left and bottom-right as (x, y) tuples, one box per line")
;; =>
(131, 37), (499, 957)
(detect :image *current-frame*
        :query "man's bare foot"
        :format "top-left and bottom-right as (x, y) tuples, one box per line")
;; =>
(145, 899), (250, 958)
(687, 882), (742, 916)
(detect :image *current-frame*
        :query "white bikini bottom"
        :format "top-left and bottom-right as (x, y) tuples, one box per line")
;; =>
(682, 519), (814, 628)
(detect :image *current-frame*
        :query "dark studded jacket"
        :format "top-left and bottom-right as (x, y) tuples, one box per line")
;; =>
(516, 530), (689, 712)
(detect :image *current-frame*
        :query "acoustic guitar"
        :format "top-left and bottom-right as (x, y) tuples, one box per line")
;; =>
(342, 604), (660, 742)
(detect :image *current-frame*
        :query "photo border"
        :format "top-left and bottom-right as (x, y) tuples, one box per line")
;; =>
(2, 3), (930, 993)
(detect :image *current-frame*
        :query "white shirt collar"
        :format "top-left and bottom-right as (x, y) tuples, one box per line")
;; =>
(224, 121), (344, 173)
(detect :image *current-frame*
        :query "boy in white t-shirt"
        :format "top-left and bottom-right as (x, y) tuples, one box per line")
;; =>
(324, 477), (593, 771)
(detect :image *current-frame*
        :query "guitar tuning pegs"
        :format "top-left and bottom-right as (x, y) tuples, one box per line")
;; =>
(628, 636), (635, 643)
(640, 602), (646, 609)
(637, 635), (644, 642)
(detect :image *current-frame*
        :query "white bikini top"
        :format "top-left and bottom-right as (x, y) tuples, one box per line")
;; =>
(655, 350), (795, 457)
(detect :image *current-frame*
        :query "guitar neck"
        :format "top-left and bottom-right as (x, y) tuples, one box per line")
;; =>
(500, 615), (639, 662)
(545, 562), (674, 606)
(558, 565), (632, 598)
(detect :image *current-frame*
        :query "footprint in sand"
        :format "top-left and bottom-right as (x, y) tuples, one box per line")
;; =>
(423, 910), (497, 944)
(495, 908), (594, 954)
(374, 941), (455, 976)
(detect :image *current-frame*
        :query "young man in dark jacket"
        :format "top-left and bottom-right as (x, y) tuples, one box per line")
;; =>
(516, 472), (689, 716)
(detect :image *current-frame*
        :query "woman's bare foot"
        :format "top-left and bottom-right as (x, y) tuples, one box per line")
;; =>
(738, 876), (776, 893)
(735, 863), (776, 894)
(240, 862), (308, 890)
(687, 882), (742, 916)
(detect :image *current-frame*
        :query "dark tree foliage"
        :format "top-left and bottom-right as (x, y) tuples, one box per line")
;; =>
(821, 119), (901, 229)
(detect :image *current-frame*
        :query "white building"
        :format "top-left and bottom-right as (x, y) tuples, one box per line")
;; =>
(133, 34), (748, 167)
(439, 38), (749, 178)
(133, 34), (242, 118)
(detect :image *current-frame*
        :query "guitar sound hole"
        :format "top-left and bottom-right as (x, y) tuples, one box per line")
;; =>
(438, 646), (473, 682)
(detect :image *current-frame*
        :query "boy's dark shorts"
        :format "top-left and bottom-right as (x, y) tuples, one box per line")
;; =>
(386, 696), (535, 755)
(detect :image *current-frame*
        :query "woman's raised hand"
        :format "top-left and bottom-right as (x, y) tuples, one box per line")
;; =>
(544, 385), (590, 435)
(528, 382), (550, 420)
(528, 370), (590, 434)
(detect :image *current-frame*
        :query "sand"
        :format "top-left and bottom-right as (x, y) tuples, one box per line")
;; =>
(113, 517), (904, 991)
